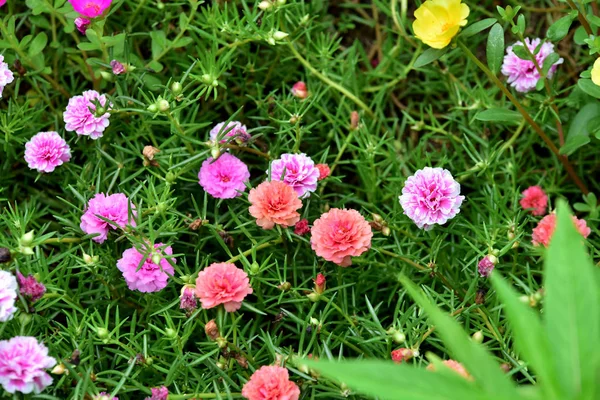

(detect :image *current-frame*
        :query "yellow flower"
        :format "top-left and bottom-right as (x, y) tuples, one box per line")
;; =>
(591, 58), (600, 86)
(413, 0), (470, 49)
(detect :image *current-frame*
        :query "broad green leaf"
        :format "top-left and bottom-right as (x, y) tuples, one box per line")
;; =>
(475, 108), (523, 124)
(150, 30), (168, 59)
(541, 52), (560, 76)
(400, 275), (519, 399)
(306, 359), (492, 400)
(546, 14), (576, 42)
(512, 45), (529, 60)
(560, 102), (600, 155)
(173, 36), (193, 48)
(544, 201), (600, 399)
(28, 32), (47, 57)
(486, 23), (504, 75)
(461, 18), (497, 38)
(559, 135), (590, 156)
(577, 79), (600, 99)
(414, 48), (448, 69)
(491, 274), (562, 400)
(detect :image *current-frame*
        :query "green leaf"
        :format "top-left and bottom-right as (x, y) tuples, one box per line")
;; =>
(544, 201), (600, 399)
(460, 18), (497, 38)
(413, 48), (448, 69)
(150, 30), (168, 59)
(486, 23), (504, 75)
(305, 359), (491, 400)
(546, 14), (576, 42)
(475, 108), (523, 124)
(512, 45), (530, 60)
(400, 275), (519, 399)
(28, 32), (48, 57)
(491, 274), (562, 400)
(560, 102), (600, 155)
(577, 79), (600, 99)
(173, 36), (193, 48)
(541, 52), (560, 76)
(559, 135), (591, 156)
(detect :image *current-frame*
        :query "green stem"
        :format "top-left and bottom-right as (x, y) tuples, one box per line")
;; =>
(226, 238), (284, 264)
(169, 393), (243, 399)
(566, 0), (593, 35)
(42, 237), (82, 244)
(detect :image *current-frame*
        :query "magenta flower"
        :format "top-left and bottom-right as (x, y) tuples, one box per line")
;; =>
(268, 153), (320, 198)
(0, 54), (15, 99)
(110, 60), (125, 75)
(80, 193), (136, 243)
(399, 167), (465, 230)
(209, 121), (251, 145)
(0, 270), (17, 322)
(198, 153), (251, 199)
(63, 90), (111, 139)
(0, 336), (56, 394)
(179, 285), (197, 313)
(74, 17), (91, 34)
(116, 243), (175, 293)
(145, 386), (168, 400)
(24, 131), (71, 173)
(68, 0), (112, 18)
(0, 0), (6, 7)
(501, 38), (563, 93)
(477, 255), (497, 278)
(16, 272), (46, 302)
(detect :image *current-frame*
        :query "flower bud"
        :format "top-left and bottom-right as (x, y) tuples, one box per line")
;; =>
(300, 14), (310, 25)
(147, 103), (158, 113)
(258, 1), (271, 10)
(350, 111), (360, 130)
(210, 146), (221, 159)
(51, 363), (67, 375)
(99, 71), (113, 81)
(381, 226), (391, 236)
(157, 99), (170, 112)
(165, 328), (177, 339)
(250, 262), (260, 275)
(165, 171), (176, 184)
(96, 327), (109, 340)
(216, 337), (228, 348)
(276, 0), (286, 4)
(392, 331), (406, 343)
(472, 330), (484, 343)
(151, 253), (162, 265)
(306, 292), (320, 302)
(201, 74), (213, 84)
(83, 253), (98, 265)
(20, 230), (35, 246)
(204, 319), (220, 341)
(291, 81), (308, 99)
(171, 81), (183, 96)
(273, 31), (289, 41)
(278, 281), (291, 291)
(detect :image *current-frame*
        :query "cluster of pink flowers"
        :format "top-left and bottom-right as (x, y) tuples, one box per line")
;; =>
(0, 54), (15, 99)
(199, 153), (250, 199)
(117, 243), (175, 293)
(63, 90), (112, 139)
(0, 270), (18, 322)
(80, 192), (136, 243)
(0, 336), (56, 394)
(24, 131), (71, 173)
(242, 365), (300, 400)
(195, 262), (253, 312)
(268, 153), (320, 198)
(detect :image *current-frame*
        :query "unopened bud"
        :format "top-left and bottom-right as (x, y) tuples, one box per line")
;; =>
(381, 226), (391, 236)
(309, 317), (320, 326)
(258, 1), (272, 10)
(51, 363), (67, 375)
(151, 253), (162, 265)
(273, 31), (289, 41)
(250, 262), (260, 275)
(147, 103), (158, 113)
(171, 81), (183, 96)
(96, 327), (109, 340)
(300, 14), (310, 25)
(276, 0), (286, 4)
(512, 241), (520, 249)
(99, 71), (113, 81)
(472, 330), (483, 343)
(392, 331), (406, 343)
(211, 146), (221, 159)
(165, 171), (176, 183)
(20, 230), (35, 246)
(216, 337), (228, 348)
(350, 111), (360, 130)
(165, 328), (177, 339)
(306, 292), (320, 302)
(278, 281), (291, 291)
(157, 99), (170, 112)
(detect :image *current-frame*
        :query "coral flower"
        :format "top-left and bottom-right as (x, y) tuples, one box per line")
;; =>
(80, 193), (136, 243)
(0, 54), (15, 99)
(268, 153), (320, 198)
(117, 243), (175, 293)
(63, 90), (111, 139)
(0, 336), (56, 394)
(501, 38), (563, 93)
(592, 58), (600, 86)
(24, 131), (71, 173)
(0, 270), (17, 322)
(198, 153), (251, 199)
(519, 185), (548, 216)
(310, 208), (373, 267)
(532, 213), (591, 247)
(248, 180), (302, 229)
(399, 167), (464, 230)
(195, 262), (253, 312)
(242, 365), (300, 400)
(209, 121), (251, 145)
(427, 359), (472, 380)
(315, 163), (330, 181)
(413, 0), (469, 49)
(16, 272), (46, 302)
(68, 0), (112, 18)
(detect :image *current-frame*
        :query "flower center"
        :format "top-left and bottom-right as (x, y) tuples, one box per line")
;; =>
(85, 2), (101, 13)
(441, 22), (452, 32)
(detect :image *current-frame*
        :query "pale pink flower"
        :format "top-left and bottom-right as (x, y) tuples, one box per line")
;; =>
(145, 386), (168, 400)
(242, 365), (300, 400)
(74, 17), (91, 34)
(0, 336), (56, 394)
(198, 153), (250, 199)
(268, 153), (319, 198)
(80, 193), (136, 243)
(195, 262), (253, 312)
(68, 0), (112, 18)
(63, 90), (111, 139)
(501, 38), (563, 93)
(248, 180), (302, 229)
(399, 167), (464, 230)
(315, 163), (330, 181)
(209, 121), (251, 144)
(0, 270), (17, 322)
(291, 81), (308, 99)
(520, 185), (548, 216)
(24, 131), (71, 173)
(0, 54), (15, 99)
(110, 60), (125, 75)
(117, 243), (175, 293)
(532, 213), (591, 247)
(310, 208), (372, 267)
(477, 255), (497, 278)
(179, 285), (197, 312)
(16, 272), (46, 302)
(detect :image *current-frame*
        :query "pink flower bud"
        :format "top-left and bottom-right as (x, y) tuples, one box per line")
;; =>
(477, 255), (497, 278)
(391, 348), (414, 364)
(110, 60), (125, 75)
(314, 273), (326, 294)
(293, 219), (310, 236)
(74, 17), (91, 34)
(179, 285), (197, 312)
(291, 81), (308, 99)
(16, 272), (46, 302)
(315, 164), (330, 181)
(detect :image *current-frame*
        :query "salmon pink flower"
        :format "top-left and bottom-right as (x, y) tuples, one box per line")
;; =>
(24, 131), (71, 173)
(269, 153), (319, 198)
(0, 336), (56, 394)
(198, 153), (250, 199)
(80, 193), (136, 243)
(195, 262), (253, 312)
(519, 185), (547, 216)
(242, 365), (300, 400)
(248, 180), (302, 229)
(532, 213), (591, 247)
(117, 243), (175, 293)
(63, 90), (111, 139)
(0, 270), (17, 322)
(0, 54), (15, 99)
(310, 208), (372, 267)
(68, 0), (112, 18)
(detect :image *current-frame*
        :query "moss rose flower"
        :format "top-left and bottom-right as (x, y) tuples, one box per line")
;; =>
(63, 90), (111, 139)
(241, 365), (300, 400)
(248, 180), (302, 229)
(80, 193), (136, 243)
(117, 243), (175, 293)
(195, 262), (253, 312)
(24, 131), (71, 173)
(268, 153), (320, 198)
(0, 270), (17, 322)
(413, 0), (469, 49)
(198, 153), (250, 199)
(0, 336), (56, 394)
(532, 213), (591, 247)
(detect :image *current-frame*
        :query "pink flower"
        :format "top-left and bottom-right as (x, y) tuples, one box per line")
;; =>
(427, 359), (472, 380)
(291, 81), (308, 99)
(195, 262), (253, 312)
(0, 270), (17, 322)
(16, 272), (46, 302)
(315, 163), (330, 181)
(519, 185), (548, 216)
(110, 60), (125, 75)
(74, 17), (91, 34)
(0, 0), (6, 7)
(0, 54), (15, 99)
(242, 365), (300, 400)
(145, 386), (168, 400)
(501, 38), (563, 93)
(198, 153), (250, 199)
(391, 348), (414, 364)
(310, 208), (372, 267)
(117, 243), (175, 293)
(63, 90), (111, 139)
(268, 153), (320, 198)
(294, 219), (310, 236)
(68, 0), (112, 18)
(179, 285), (197, 312)
(93, 393), (118, 400)
(248, 180), (302, 229)
(24, 131), (71, 173)
(209, 121), (251, 145)
(0, 336), (56, 394)
(477, 255), (497, 278)
(80, 193), (136, 243)
(399, 167), (464, 230)
(532, 213), (591, 247)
